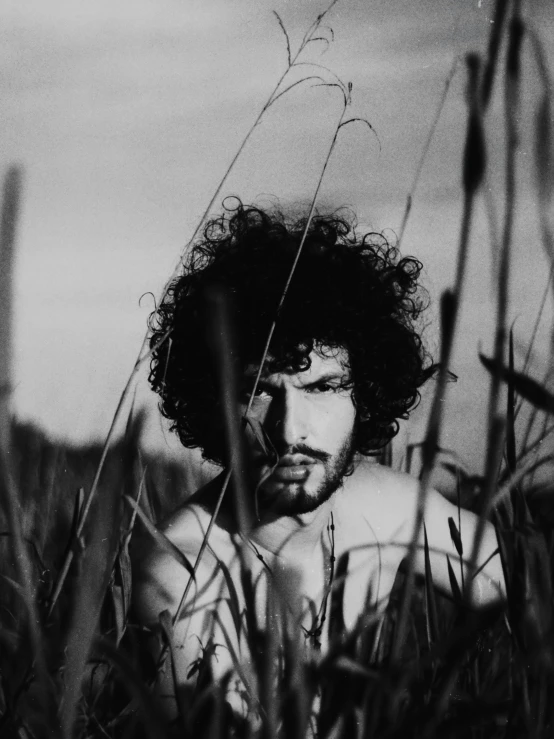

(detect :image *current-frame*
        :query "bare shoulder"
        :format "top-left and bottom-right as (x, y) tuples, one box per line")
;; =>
(337, 458), (505, 606)
(160, 501), (218, 553)
(344, 458), (467, 535)
(132, 502), (213, 577)
(339, 457), (421, 540)
(130, 497), (240, 712)
(349, 458), (420, 496)
(131, 500), (233, 626)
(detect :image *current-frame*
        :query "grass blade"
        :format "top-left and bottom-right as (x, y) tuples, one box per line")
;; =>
(446, 556), (463, 606)
(480, 0), (510, 109)
(398, 59), (458, 245)
(480, 353), (554, 414)
(95, 635), (169, 739)
(158, 609), (188, 731)
(447, 517), (463, 558)
(123, 494), (196, 579)
(506, 328), (517, 475)
(423, 524), (439, 647)
(204, 285), (253, 534)
(0, 446), (53, 722)
(60, 485), (118, 739)
(214, 555), (243, 642)
(273, 11), (291, 67)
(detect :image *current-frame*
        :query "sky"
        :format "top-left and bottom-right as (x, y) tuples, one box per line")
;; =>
(2, 0), (554, 481)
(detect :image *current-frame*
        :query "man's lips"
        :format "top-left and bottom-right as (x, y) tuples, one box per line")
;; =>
(254, 454), (316, 481)
(254, 453), (316, 467)
(275, 454), (316, 466)
(271, 466), (310, 481)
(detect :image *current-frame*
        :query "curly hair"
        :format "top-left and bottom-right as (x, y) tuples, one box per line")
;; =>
(148, 201), (436, 464)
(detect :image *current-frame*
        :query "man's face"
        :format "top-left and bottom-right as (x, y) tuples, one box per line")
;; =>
(240, 347), (357, 517)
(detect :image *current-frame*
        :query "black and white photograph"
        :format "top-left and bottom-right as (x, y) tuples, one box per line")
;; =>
(1, 1), (554, 736)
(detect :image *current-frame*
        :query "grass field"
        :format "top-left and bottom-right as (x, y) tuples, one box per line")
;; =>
(1, 0), (554, 737)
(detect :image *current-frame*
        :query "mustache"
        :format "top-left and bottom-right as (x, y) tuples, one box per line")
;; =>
(255, 444), (331, 465)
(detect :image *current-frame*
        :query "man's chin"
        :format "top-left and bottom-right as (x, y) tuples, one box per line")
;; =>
(255, 471), (318, 500)
(250, 438), (355, 517)
(254, 480), (333, 517)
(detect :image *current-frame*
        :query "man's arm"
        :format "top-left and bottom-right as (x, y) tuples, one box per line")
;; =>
(413, 486), (506, 607)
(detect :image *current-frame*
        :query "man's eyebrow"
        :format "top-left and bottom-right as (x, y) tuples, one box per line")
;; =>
(240, 374), (274, 390)
(241, 370), (351, 387)
(241, 377), (272, 389)
(242, 369), (271, 382)
(302, 372), (351, 386)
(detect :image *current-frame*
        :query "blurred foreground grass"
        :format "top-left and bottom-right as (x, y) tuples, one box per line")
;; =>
(0, 416), (552, 738)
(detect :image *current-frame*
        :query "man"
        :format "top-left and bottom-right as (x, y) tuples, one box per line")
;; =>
(133, 202), (505, 721)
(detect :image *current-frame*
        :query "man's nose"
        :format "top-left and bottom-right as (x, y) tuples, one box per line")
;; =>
(267, 390), (308, 448)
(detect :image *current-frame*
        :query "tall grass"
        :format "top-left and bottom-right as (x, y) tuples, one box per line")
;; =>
(1, 1), (554, 737)
(0, 166), (21, 452)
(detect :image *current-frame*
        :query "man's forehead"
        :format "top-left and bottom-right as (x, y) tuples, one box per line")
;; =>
(243, 346), (350, 379)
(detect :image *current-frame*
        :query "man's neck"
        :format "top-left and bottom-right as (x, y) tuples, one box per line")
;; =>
(192, 470), (338, 561)
(248, 495), (337, 562)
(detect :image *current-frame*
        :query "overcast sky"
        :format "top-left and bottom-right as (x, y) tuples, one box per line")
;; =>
(2, 0), (553, 475)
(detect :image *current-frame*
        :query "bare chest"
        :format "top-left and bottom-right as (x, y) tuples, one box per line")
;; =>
(233, 511), (408, 646)
(329, 495), (409, 631)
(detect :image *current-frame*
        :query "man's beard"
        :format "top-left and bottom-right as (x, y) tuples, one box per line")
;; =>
(251, 433), (356, 517)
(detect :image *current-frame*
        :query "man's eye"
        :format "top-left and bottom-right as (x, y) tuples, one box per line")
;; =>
(241, 387), (271, 401)
(308, 383), (336, 394)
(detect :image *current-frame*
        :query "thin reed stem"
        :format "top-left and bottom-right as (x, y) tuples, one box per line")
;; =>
(527, 411), (551, 490)
(168, 6), (354, 630)
(485, 11), (523, 440)
(521, 263), (553, 377)
(48, 328), (172, 614)
(244, 95), (353, 419)
(519, 365), (551, 456)
(172, 468), (232, 626)
(65, 6), (349, 619)
(152, 0), (342, 319)
(0, 166), (21, 452)
(469, 8), (524, 585)
(171, 87), (363, 628)
(514, 263), (554, 420)
(398, 58), (459, 246)
(392, 53), (484, 660)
